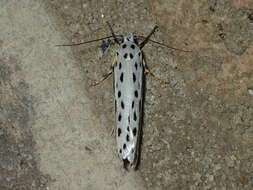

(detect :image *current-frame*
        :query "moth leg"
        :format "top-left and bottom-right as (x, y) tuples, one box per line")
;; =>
(109, 127), (115, 136)
(91, 69), (113, 86)
(143, 59), (169, 84)
(91, 60), (116, 87)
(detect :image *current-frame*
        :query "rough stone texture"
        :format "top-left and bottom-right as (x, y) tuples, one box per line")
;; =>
(1, 0), (253, 190)
(0, 1), (146, 190)
(0, 31), (50, 190)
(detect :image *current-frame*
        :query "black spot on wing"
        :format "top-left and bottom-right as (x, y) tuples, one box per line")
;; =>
(120, 73), (124, 82)
(130, 53), (133, 59)
(119, 62), (122, 70)
(122, 44), (127, 48)
(131, 44), (135, 49)
(138, 52), (142, 67)
(126, 134), (129, 142)
(121, 101), (124, 109)
(133, 127), (137, 136)
(134, 62), (138, 70)
(133, 73), (136, 83)
(123, 144), (126, 149)
(118, 113), (122, 122)
(124, 53), (128, 59)
(118, 128), (121, 137)
(132, 101), (134, 109)
(133, 111), (137, 121)
(118, 90), (121, 98)
(134, 90), (138, 98)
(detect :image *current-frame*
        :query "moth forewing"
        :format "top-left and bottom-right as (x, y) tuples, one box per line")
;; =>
(114, 35), (143, 169)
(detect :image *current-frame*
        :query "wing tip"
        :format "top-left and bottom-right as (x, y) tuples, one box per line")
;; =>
(122, 156), (139, 171)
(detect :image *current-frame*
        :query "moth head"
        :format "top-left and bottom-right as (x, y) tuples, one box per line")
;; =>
(122, 35), (139, 45)
(123, 35), (134, 42)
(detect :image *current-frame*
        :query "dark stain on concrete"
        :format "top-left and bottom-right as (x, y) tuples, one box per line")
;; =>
(0, 57), (51, 190)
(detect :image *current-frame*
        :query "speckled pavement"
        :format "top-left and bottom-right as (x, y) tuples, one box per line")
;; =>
(1, 0), (253, 190)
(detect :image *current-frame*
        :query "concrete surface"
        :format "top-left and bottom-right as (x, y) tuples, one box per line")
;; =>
(0, 1), (146, 190)
(0, 0), (253, 190)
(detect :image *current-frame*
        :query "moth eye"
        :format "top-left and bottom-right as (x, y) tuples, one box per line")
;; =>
(122, 44), (127, 48)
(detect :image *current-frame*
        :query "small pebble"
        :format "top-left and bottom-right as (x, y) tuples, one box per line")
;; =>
(248, 88), (253, 95)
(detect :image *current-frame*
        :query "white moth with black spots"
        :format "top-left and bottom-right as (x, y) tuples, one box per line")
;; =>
(56, 22), (190, 170)
(114, 35), (143, 169)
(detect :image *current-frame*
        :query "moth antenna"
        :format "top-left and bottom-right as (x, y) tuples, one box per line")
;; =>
(55, 36), (114, 47)
(106, 21), (121, 45)
(139, 26), (159, 49)
(137, 35), (192, 53)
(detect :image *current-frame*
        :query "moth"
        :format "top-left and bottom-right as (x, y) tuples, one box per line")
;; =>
(113, 34), (146, 170)
(97, 24), (160, 170)
(57, 22), (190, 170)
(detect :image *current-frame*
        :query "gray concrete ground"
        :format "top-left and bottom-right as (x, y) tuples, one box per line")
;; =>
(0, 0), (253, 190)
(0, 1), (146, 190)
